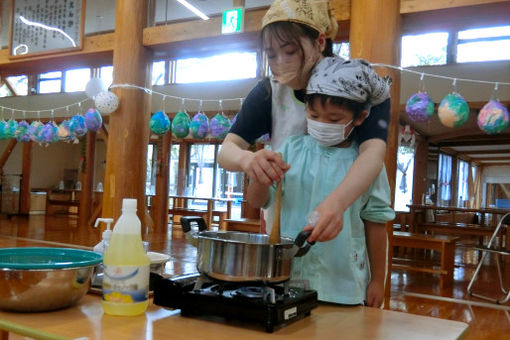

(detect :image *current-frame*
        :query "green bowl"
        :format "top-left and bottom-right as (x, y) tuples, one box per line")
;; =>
(0, 247), (102, 270)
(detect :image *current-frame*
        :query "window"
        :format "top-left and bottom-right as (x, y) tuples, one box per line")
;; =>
(152, 61), (166, 85)
(457, 160), (469, 207)
(65, 68), (91, 92)
(457, 25), (510, 63)
(401, 32), (448, 67)
(333, 42), (350, 60)
(437, 153), (452, 206)
(174, 52), (257, 84)
(99, 66), (113, 88)
(169, 144), (180, 195)
(38, 71), (62, 94)
(394, 146), (415, 212)
(6, 75), (28, 96)
(0, 83), (12, 97)
(146, 144), (156, 195)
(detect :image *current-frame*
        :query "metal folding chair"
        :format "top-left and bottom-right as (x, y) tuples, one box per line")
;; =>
(468, 212), (510, 303)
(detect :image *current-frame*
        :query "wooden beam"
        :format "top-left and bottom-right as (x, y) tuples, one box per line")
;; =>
(0, 139), (17, 172)
(79, 131), (96, 228)
(400, 0), (510, 14)
(429, 128), (482, 143)
(152, 133), (171, 233)
(19, 142), (32, 215)
(102, 0), (150, 221)
(461, 149), (510, 155)
(0, 34), (114, 77)
(470, 156), (510, 161)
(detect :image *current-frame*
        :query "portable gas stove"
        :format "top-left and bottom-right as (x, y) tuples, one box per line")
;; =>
(153, 273), (318, 333)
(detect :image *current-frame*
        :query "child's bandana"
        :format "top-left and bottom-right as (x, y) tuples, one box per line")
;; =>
(262, 0), (338, 39)
(307, 57), (391, 106)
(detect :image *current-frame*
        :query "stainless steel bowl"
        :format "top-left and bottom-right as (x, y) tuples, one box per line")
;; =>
(0, 247), (102, 312)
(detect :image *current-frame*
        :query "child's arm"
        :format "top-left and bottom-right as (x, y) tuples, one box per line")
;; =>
(246, 179), (271, 209)
(364, 220), (387, 308)
(306, 138), (386, 242)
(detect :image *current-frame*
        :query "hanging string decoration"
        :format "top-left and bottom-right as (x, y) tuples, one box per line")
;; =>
(438, 92), (470, 128)
(405, 92), (434, 122)
(84, 108), (103, 132)
(398, 125), (416, 149)
(477, 100), (509, 134)
(172, 111), (191, 138)
(150, 111), (171, 135)
(15, 120), (31, 142)
(94, 91), (119, 114)
(40, 122), (59, 144)
(69, 114), (88, 137)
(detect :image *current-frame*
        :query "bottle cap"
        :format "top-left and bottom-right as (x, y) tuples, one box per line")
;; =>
(122, 198), (137, 212)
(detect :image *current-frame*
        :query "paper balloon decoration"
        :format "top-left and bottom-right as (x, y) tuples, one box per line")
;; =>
(257, 133), (271, 144)
(0, 121), (6, 140)
(190, 112), (209, 139)
(40, 122), (59, 144)
(15, 121), (31, 142)
(85, 78), (106, 98)
(29, 121), (44, 142)
(3, 120), (18, 139)
(94, 91), (119, 114)
(477, 100), (509, 134)
(209, 113), (231, 139)
(58, 120), (75, 142)
(172, 111), (191, 138)
(69, 115), (88, 137)
(150, 111), (171, 135)
(405, 92), (434, 122)
(438, 92), (469, 128)
(84, 108), (103, 132)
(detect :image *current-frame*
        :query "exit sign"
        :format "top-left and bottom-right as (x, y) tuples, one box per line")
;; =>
(222, 8), (244, 34)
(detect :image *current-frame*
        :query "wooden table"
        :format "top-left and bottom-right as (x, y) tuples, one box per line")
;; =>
(0, 294), (468, 339)
(224, 218), (260, 233)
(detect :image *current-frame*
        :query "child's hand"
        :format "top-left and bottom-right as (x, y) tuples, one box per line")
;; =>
(304, 196), (345, 242)
(365, 280), (384, 308)
(241, 149), (289, 186)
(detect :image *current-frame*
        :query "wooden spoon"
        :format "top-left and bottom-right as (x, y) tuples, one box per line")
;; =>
(269, 179), (283, 244)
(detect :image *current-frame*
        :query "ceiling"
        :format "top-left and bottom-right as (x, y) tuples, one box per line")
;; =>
(399, 102), (510, 166)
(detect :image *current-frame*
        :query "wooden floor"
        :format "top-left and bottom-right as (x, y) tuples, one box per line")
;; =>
(1, 215), (510, 339)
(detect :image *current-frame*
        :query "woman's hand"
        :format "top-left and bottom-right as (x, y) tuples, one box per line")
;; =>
(241, 149), (290, 186)
(304, 194), (346, 242)
(365, 280), (384, 308)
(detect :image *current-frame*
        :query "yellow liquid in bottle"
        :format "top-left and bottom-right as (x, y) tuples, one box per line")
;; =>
(102, 233), (150, 316)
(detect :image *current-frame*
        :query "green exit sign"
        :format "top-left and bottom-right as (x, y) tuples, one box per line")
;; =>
(222, 8), (244, 34)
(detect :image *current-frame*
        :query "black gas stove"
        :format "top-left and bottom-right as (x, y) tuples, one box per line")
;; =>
(153, 273), (318, 333)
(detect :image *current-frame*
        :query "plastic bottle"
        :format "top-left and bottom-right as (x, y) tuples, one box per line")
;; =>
(93, 218), (114, 254)
(101, 198), (150, 316)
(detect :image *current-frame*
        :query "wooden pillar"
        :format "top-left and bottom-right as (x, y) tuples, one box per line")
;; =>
(102, 0), (150, 221)
(350, 0), (401, 309)
(152, 133), (171, 233)
(19, 142), (32, 215)
(79, 131), (96, 227)
(176, 142), (188, 196)
(412, 139), (429, 204)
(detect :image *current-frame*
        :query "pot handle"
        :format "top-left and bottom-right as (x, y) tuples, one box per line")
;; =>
(180, 216), (208, 233)
(293, 230), (316, 257)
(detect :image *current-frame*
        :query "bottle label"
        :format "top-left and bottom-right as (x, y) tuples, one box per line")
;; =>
(102, 265), (149, 304)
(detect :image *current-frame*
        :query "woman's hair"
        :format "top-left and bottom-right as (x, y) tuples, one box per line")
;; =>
(260, 21), (334, 62)
(304, 93), (367, 121)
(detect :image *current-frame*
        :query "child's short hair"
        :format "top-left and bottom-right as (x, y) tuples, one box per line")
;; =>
(304, 93), (366, 120)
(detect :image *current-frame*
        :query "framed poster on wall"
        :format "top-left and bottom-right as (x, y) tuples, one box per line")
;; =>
(9, 0), (85, 59)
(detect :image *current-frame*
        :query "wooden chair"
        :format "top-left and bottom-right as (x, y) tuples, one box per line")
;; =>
(467, 212), (510, 303)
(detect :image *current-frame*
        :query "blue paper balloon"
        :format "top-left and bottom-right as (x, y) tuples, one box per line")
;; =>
(190, 112), (209, 139)
(150, 111), (171, 135)
(0, 121), (7, 140)
(209, 113), (231, 139)
(58, 120), (75, 142)
(40, 122), (59, 144)
(69, 115), (88, 137)
(29, 121), (44, 142)
(3, 120), (18, 139)
(15, 120), (31, 142)
(84, 108), (103, 132)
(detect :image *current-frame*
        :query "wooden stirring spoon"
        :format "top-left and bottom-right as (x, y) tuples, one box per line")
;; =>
(269, 179), (283, 244)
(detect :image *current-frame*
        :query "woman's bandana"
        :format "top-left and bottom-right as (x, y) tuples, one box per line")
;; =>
(307, 57), (391, 106)
(262, 0), (338, 39)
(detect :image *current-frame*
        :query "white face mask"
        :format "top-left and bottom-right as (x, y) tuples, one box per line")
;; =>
(306, 118), (353, 147)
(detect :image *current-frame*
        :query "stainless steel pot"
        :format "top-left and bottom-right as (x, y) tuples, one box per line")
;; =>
(181, 216), (314, 283)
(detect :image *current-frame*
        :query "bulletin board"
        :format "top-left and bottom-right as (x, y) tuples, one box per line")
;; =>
(9, 0), (85, 59)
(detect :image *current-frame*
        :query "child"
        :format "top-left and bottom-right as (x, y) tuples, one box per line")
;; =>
(218, 0), (391, 243)
(247, 57), (395, 307)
